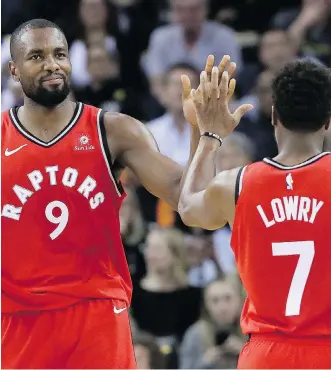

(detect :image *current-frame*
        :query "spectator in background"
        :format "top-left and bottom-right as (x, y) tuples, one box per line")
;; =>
(143, 0), (242, 99)
(70, 0), (118, 88)
(272, 0), (331, 66)
(213, 132), (255, 276)
(236, 70), (278, 161)
(120, 187), (147, 282)
(185, 232), (221, 288)
(133, 332), (166, 369)
(238, 29), (298, 97)
(2, 79), (24, 111)
(131, 227), (201, 368)
(73, 45), (144, 119)
(180, 279), (244, 369)
(147, 63), (199, 166)
(109, 0), (161, 93)
(137, 63), (199, 228)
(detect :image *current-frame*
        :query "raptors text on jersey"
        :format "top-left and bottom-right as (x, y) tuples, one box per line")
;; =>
(231, 153), (331, 338)
(1, 103), (132, 313)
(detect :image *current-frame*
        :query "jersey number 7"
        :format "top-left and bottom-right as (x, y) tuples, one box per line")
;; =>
(272, 241), (315, 316)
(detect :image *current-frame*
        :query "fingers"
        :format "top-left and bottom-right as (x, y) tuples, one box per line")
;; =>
(181, 74), (192, 100)
(227, 62), (236, 79)
(205, 55), (215, 77)
(233, 104), (254, 125)
(219, 71), (229, 100)
(227, 78), (236, 101)
(200, 71), (209, 103)
(218, 55), (231, 75)
(210, 66), (219, 101)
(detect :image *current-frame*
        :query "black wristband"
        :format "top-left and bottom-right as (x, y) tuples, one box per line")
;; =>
(201, 132), (223, 146)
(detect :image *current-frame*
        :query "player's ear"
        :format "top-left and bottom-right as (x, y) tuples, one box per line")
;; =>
(325, 119), (330, 131)
(8, 61), (20, 82)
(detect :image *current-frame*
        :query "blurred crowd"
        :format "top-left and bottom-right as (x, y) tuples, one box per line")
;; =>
(2, 0), (331, 368)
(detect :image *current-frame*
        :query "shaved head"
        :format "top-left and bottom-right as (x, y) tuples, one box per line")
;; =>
(10, 19), (66, 61)
(9, 19), (71, 108)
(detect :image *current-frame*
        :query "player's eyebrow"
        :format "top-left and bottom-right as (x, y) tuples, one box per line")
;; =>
(54, 47), (67, 53)
(26, 48), (44, 56)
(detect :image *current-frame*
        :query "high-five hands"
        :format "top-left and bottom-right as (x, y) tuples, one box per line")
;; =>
(182, 55), (253, 139)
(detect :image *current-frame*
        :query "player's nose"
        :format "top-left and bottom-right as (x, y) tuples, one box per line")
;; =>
(43, 56), (60, 72)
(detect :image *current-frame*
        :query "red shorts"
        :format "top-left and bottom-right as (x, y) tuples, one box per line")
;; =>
(238, 333), (331, 369)
(2, 299), (136, 369)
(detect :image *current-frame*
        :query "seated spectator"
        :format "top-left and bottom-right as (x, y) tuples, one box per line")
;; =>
(147, 62), (199, 166)
(120, 187), (146, 282)
(238, 29), (298, 97)
(131, 226), (202, 367)
(236, 69), (278, 161)
(271, 0), (331, 66)
(133, 332), (166, 369)
(2, 79), (24, 111)
(137, 62), (199, 228)
(180, 279), (244, 369)
(73, 45), (144, 119)
(213, 133), (255, 275)
(184, 232), (221, 288)
(70, 0), (118, 88)
(143, 0), (242, 99)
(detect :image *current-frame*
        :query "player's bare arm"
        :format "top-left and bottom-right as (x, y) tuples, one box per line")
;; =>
(104, 112), (198, 210)
(102, 55), (225, 211)
(178, 58), (253, 229)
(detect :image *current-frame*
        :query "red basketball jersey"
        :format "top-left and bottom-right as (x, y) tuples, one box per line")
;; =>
(231, 153), (331, 337)
(1, 103), (132, 313)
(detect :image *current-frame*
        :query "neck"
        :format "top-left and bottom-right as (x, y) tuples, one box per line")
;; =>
(144, 270), (177, 290)
(21, 98), (73, 128)
(18, 98), (75, 142)
(171, 112), (187, 132)
(183, 26), (201, 45)
(275, 130), (324, 164)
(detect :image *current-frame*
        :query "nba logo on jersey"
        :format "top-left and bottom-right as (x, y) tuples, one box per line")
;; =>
(75, 133), (95, 151)
(286, 173), (294, 190)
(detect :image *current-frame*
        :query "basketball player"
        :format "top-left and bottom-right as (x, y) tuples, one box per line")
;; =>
(1, 19), (235, 368)
(178, 60), (331, 368)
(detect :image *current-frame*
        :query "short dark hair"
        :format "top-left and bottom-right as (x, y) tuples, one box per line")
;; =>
(10, 19), (66, 61)
(272, 60), (331, 132)
(166, 62), (200, 79)
(132, 332), (165, 369)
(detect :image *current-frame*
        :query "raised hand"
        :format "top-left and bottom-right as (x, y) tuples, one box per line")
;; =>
(182, 55), (237, 126)
(191, 61), (253, 139)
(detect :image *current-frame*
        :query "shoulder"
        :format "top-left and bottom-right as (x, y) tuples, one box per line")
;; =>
(149, 24), (179, 41)
(181, 321), (203, 341)
(205, 21), (237, 38)
(208, 167), (242, 199)
(103, 112), (158, 154)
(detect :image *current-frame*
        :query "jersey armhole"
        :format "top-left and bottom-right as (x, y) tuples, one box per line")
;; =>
(96, 109), (125, 197)
(235, 166), (247, 205)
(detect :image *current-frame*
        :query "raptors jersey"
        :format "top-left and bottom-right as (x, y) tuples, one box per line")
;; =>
(1, 103), (132, 313)
(231, 153), (331, 338)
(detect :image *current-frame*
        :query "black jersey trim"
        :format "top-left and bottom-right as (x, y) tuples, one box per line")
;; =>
(96, 109), (124, 196)
(9, 102), (83, 148)
(235, 166), (246, 205)
(263, 152), (331, 170)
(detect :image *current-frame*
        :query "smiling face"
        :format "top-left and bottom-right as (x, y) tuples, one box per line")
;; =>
(9, 27), (71, 107)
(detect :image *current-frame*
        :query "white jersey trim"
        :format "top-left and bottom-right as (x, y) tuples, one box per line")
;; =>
(238, 165), (247, 195)
(263, 152), (331, 170)
(9, 102), (83, 147)
(96, 109), (123, 197)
